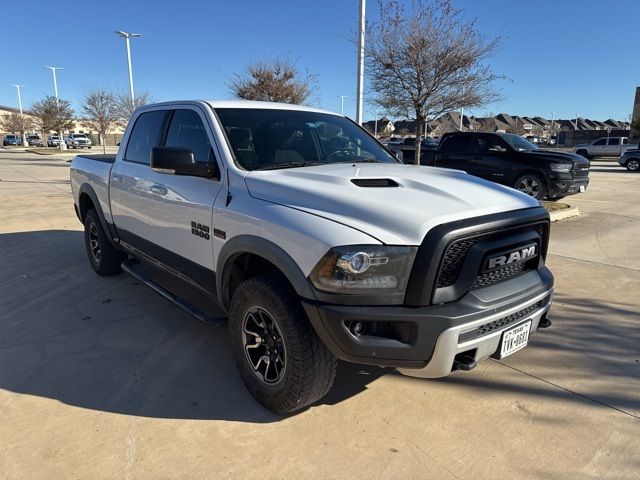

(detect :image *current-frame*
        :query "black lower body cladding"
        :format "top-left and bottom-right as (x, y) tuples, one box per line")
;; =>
(303, 267), (553, 368)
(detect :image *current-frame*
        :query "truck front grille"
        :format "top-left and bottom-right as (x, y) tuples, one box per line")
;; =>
(572, 165), (590, 177)
(435, 223), (545, 289)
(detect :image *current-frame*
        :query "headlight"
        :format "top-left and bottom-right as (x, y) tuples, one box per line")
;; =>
(309, 245), (417, 294)
(550, 163), (572, 173)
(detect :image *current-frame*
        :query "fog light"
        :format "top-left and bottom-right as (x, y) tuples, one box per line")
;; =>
(351, 321), (364, 336)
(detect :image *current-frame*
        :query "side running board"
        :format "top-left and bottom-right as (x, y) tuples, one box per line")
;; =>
(121, 259), (227, 327)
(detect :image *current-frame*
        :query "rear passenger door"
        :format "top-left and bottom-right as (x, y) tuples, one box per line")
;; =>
(435, 134), (476, 175)
(605, 137), (620, 156)
(110, 109), (169, 245)
(145, 107), (224, 292)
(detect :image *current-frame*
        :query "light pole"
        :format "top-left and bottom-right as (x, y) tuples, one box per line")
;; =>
(43, 66), (63, 103)
(115, 31), (142, 107)
(339, 95), (347, 116)
(11, 84), (28, 146)
(574, 114), (579, 130)
(355, 0), (365, 124)
(373, 107), (379, 137)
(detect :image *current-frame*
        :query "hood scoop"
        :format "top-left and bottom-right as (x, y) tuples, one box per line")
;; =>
(351, 178), (399, 188)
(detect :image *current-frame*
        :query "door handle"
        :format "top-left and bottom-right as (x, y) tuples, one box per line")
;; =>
(111, 173), (123, 183)
(150, 184), (168, 196)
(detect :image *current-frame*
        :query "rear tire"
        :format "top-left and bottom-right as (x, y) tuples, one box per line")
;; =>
(514, 173), (547, 200)
(83, 209), (125, 276)
(626, 159), (639, 171)
(228, 273), (337, 414)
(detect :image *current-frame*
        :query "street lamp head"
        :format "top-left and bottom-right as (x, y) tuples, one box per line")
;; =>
(115, 30), (142, 38)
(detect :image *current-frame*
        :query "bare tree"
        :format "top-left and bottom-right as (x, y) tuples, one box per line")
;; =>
(1, 113), (34, 137)
(229, 57), (317, 104)
(115, 91), (153, 124)
(81, 88), (120, 153)
(365, 0), (504, 163)
(30, 96), (75, 150)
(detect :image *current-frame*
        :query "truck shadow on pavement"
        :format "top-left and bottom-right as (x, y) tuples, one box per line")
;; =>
(0, 230), (385, 423)
(1, 230), (637, 422)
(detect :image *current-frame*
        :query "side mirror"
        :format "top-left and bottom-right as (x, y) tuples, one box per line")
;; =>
(151, 146), (218, 179)
(488, 145), (507, 153)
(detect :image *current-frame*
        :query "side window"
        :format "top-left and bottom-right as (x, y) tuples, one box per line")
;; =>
(439, 135), (473, 153)
(164, 109), (214, 164)
(124, 110), (167, 164)
(593, 139), (607, 146)
(608, 138), (620, 146)
(475, 136), (507, 154)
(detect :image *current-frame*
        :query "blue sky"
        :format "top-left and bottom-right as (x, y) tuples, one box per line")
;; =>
(2, 0), (638, 121)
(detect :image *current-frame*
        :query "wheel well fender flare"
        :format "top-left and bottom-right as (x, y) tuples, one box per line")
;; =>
(77, 184), (117, 246)
(216, 235), (316, 309)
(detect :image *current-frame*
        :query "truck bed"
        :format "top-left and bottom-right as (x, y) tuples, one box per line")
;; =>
(74, 154), (117, 164)
(70, 154), (116, 225)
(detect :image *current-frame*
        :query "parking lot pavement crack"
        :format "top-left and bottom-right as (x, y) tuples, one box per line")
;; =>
(381, 417), (463, 480)
(548, 253), (640, 273)
(491, 360), (640, 421)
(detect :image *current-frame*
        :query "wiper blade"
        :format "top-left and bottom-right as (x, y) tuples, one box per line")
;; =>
(255, 161), (321, 171)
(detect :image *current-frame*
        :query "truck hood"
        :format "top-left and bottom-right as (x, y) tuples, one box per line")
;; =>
(528, 149), (590, 166)
(244, 163), (538, 245)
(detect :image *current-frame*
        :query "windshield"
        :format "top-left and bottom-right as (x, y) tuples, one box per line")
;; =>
(502, 134), (538, 151)
(72, 134), (87, 138)
(215, 108), (397, 171)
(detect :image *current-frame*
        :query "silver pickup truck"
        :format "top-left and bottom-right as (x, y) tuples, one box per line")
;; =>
(70, 100), (554, 413)
(574, 137), (638, 158)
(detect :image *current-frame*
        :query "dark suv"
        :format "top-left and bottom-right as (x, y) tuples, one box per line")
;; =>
(433, 132), (590, 200)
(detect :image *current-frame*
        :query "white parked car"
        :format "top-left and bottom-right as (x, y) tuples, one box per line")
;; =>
(66, 133), (92, 149)
(70, 100), (554, 413)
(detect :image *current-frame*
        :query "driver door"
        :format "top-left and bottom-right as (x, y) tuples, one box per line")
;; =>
(145, 107), (224, 293)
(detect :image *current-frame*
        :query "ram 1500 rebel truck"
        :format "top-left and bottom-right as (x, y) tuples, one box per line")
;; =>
(71, 100), (554, 413)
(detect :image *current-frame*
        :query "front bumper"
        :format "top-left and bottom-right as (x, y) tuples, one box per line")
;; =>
(548, 177), (589, 196)
(303, 268), (553, 376)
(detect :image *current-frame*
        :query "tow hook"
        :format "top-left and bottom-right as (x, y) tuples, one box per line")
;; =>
(538, 315), (552, 329)
(453, 352), (477, 371)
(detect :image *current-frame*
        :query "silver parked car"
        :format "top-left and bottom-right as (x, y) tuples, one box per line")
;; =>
(65, 133), (92, 149)
(618, 148), (640, 171)
(47, 135), (61, 147)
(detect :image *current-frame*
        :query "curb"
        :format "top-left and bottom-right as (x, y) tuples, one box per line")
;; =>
(548, 206), (580, 222)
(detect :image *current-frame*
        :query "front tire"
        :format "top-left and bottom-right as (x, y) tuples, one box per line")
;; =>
(626, 159), (639, 171)
(83, 209), (125, 276)
(228, 273), (337, 414)
(576, 149), (589, 158)
(514, 173), (547, 200)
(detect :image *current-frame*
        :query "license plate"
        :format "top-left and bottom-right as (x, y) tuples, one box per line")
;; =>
(579, 185), (586, 192)
(498, 321), (532, 358)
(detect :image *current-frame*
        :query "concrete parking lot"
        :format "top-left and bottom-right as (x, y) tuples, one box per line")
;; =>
(0, 149), (638, 479)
